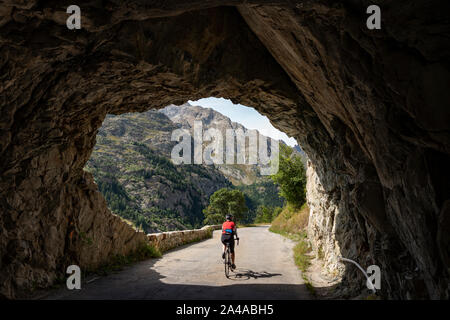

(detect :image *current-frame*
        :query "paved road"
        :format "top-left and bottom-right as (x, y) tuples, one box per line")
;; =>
(44, 226), (312, 299)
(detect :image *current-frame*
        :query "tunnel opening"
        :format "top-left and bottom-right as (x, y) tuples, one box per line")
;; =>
(0, 2), (449, 300)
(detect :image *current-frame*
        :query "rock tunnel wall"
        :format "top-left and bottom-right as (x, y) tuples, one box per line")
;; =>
(237, 1), (450, 298)
(0, 1), (449, 299)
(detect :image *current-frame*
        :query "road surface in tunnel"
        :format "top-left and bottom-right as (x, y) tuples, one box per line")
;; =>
(43, 226), (312, 299)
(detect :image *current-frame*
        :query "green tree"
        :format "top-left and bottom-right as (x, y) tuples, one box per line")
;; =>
(271, 144), (306, 208)
(254, 205), (282, 223)
(272, 207), (283, 221)
(255, 205), (270, 223)
(203, 188), (248, 225)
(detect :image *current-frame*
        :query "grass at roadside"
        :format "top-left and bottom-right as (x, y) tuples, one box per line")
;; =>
(270, 202), (309, 234)
(271, 229), (313, 273)
(269, 203), (315, 296)
(237, 223), (269, 228)
(292, 232), (313, 272)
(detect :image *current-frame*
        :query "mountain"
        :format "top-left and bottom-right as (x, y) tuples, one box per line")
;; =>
(85, 103), (287, 232)
(293, 144), (302, 153)
(160, 103), (278, 185)
(161, 103), (287, 220)
(85, 110), (231, 233)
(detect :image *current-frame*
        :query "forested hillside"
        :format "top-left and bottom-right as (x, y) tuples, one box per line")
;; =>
(86, 104), (291, 232)
(85, 110), (231, 233)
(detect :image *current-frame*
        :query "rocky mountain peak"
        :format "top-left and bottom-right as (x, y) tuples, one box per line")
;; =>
(161, 103), (245, 133)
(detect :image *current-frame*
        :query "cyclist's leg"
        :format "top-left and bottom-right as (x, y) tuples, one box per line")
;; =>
(221, 234), (228, 259)
(230, 239), (236, 267)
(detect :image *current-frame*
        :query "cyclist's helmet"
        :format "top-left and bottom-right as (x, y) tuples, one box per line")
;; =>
(226, 214), (233, 221)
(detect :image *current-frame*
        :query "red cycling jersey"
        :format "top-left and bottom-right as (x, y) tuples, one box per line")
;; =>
(222, 221), (236, 235)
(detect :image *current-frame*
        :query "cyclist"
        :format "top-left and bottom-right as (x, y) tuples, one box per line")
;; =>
(221, 214), (239, 269)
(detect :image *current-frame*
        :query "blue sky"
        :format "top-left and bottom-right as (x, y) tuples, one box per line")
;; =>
(188, 97), (298, 147)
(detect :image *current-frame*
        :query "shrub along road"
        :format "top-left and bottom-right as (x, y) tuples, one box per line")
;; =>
(44, 226), (312, 299)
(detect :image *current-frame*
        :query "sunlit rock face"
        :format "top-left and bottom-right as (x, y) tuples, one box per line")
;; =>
(0, 1), (449, 299)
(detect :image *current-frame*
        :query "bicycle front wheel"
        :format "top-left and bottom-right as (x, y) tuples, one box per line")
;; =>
(224, 250), (231, 278)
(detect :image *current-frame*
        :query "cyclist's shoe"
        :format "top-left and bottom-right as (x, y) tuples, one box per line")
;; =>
(222, 252), (225, 259)
(231, 264), (236, 269)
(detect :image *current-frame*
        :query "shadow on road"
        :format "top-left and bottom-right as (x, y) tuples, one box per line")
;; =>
(40, 258), (320, 300)
(230, 269), (282, 281)
(38, 229), (341, 300)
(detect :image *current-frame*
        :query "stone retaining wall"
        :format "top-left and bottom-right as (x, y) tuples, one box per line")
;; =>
(147, 225), (221, 253)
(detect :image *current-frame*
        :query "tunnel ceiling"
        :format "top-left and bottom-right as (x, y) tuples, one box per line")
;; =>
(0, 1), (449, 299)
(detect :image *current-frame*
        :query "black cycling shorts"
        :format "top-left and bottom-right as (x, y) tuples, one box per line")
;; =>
(221, 234), (235, 253)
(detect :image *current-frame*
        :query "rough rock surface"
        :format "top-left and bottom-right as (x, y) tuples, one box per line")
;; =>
(0, 1), (449, 299)
(161, 103), (276, 185)
(306, 159), (371, 296)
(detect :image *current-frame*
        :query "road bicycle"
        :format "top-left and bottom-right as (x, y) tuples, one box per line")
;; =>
(224, 236), (239, 278)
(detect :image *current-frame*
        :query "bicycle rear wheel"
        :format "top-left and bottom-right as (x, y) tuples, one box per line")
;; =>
(224, 248), (231, 278)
